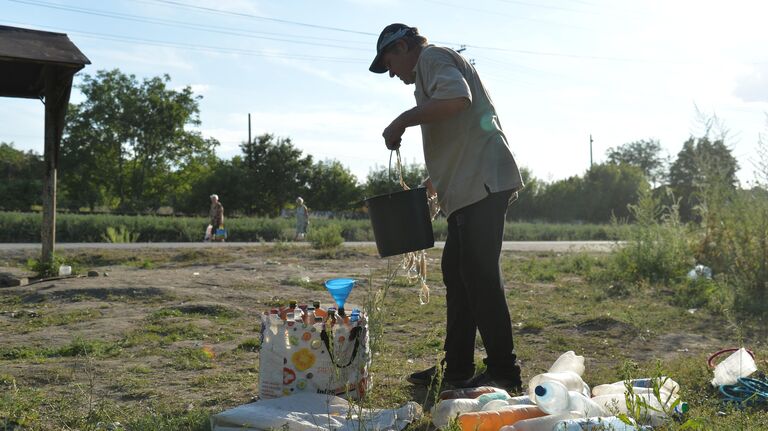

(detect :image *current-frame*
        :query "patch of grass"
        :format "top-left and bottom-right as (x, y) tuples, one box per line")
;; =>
(0, 338), (122, 360)
(236, 338), (260, 352)
(168, 347), (215, 371)
(24, 308), (102, 329)
(124, 322), (208, 346)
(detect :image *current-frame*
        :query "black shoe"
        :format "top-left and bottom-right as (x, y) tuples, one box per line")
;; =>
(406, 365), (474, 387)
(465, 371), (523, 394)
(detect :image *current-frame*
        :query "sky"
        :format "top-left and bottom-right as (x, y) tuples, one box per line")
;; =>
(2, 0), (768, 186)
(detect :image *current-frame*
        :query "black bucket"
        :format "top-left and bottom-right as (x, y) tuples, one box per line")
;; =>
(365, 187), (435, 257)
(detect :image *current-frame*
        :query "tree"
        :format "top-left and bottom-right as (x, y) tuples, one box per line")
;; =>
(0, 142), (43, 211)
(582, 163), (649, 222)
(507, 166), (541, 220)
(303, 160), (363, 211)
(668, 136), (739, 221)
(237, 134), (313, 216)
(61, 69), (217, 212)
(606, 139), (668, 186)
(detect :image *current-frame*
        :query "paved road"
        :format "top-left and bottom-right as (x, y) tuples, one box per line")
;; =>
(0, 241), (622, 253)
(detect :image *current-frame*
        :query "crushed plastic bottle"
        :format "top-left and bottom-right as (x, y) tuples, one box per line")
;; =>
(528, 351), (590, 401)
(534, 380), (605, 417)
(554, 416), (647, 431)
(501, 411), (584, 431)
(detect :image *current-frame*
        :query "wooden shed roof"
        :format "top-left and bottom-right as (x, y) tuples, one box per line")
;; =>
(0, 25), (91, 98)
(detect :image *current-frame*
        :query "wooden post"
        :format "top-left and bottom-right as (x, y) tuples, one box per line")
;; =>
(41, 67), (74, 264)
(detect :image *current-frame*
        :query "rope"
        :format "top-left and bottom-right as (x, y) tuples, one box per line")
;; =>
(391, 149), (435, 305)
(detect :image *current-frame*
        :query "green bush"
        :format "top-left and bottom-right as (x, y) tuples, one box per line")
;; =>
(610, 188), (693, 283)
(307, 224), (344, 250)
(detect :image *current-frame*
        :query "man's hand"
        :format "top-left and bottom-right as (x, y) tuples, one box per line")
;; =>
(383, 118), (406, 150)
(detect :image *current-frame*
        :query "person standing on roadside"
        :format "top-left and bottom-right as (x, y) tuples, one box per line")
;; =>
(295, 197), (309, 241)
(208, 194), (224, 241)
(368, 23), (525, 391)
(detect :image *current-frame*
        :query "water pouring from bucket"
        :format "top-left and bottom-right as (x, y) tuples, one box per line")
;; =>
(325, 278), (356, 313)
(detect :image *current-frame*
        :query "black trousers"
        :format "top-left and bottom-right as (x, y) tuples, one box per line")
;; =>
(441, 188), (518, 377)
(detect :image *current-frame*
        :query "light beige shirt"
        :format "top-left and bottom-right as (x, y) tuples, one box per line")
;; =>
(414, 45), (524, 217)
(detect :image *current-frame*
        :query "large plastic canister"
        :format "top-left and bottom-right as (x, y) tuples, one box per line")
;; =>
(591, 393), (682, 427)
(554, 416), (645, 431)
(501, 411), (584, 431)
(711, 347), (757, 386)
(528, 371), (589, 400)
(431, 398), (482, 428)
(534, 381), (605, 416)
(592, 377), (680, 398)
(528, 351), (590, 401)
(440, 386), (508, 401)
(548, 351), (586, 375)
(457, 405), (547, 431)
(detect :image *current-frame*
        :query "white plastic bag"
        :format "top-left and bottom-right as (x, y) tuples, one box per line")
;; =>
(211, 393), (421, 431)
(204, 224), (213, 241)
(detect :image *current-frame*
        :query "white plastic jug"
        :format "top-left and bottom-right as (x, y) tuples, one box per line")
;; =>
(554, 416), (643, 431)
(501, 411), (583, 431)
(711, 348), (757, 387)
(534, 380), (605, 417)
(591, 392), (678, 427)
(548, 351), (586, 375)
(58, 265), (72, 276)
(592, 377), (680, 398)
(431, 398), (482, 428)
(528, 371), (590, 401)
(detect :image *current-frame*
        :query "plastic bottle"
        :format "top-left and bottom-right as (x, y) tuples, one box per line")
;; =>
(268, 308), (282, 326)
(349, 308), (361, 323)
(312, 300), (327, 319)
(457, 405), (547, 431)
(439, 386), (508, 401)
(528, 351), (590, 401)
(501, 411), (583, 431)
(590, 393), (679, 427)
(592, 377), (680, 398)
(528, 371), (589, 400)
(507, 394), (534, 406)
(431, 392), (512, 427)
(554, 416), (644, 431)
(431, 398), (483, 428)
(548, 351), (585, 375)
(534, 381), (605, 417)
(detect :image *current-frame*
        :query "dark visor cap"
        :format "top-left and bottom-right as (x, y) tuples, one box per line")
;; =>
(369, 23), (413, 73)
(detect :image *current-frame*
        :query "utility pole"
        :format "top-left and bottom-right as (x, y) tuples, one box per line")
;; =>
(248, 113), (252, 144)
(589, 134), (594, 167)
(456, 45), (476, 66)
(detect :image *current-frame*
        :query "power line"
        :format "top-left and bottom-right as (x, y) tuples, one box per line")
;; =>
(146, 0), (377, 37)
(2, 20), (369, 64)
(9, 0), (370, 51)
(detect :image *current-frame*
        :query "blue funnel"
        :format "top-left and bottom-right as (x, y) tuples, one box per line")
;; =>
(325, 278), (355, 309)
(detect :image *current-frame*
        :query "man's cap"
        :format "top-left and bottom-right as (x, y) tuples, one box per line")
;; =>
(369, 23), (414, 73)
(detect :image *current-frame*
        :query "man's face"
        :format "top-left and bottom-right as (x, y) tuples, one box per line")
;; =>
(382, 42), (416, 85)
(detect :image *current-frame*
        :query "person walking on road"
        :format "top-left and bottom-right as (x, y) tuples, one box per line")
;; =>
(207, 194), (224, 242)
(368, 23), (525, 391)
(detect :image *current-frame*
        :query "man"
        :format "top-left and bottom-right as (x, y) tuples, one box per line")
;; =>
(369, 23), (525, 391)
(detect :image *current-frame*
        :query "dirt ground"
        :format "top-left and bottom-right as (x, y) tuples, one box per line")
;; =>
(0, 244), (764, 427)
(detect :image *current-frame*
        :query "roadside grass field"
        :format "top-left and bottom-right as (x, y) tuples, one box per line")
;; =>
(1, 245), (766, 430)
